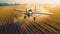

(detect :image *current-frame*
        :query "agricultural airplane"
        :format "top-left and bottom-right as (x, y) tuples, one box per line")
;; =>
(15, 5), (54, 21)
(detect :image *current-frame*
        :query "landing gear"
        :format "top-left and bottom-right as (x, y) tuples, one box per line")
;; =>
(24, 16), (27, 19)
(33, 17), (36, 21)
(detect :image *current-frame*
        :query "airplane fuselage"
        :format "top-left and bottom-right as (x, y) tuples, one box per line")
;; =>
(25, 10), (33, 17)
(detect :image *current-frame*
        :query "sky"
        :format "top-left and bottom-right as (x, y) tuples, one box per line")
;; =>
(0, 0), (60, 4)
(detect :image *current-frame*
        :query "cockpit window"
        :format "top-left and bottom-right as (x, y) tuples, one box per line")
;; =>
(29, 10), (32, 12)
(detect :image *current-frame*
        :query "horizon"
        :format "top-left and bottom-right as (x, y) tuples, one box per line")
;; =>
(0, 0), (60, 4)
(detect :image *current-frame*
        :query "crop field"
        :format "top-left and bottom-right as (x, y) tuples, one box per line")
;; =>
(0, 4), (60, 34)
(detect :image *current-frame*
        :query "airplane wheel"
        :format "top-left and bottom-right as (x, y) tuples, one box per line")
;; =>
(24, 16), (26, 19)
(33, 17), (36, 21)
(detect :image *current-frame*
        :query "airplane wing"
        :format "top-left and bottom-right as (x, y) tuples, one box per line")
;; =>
(33, 11), (54, 15)
(15, 8), (26, 12)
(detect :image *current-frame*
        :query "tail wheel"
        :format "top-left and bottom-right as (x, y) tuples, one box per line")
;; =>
(24, 16), (27, 19)
(33, 17), (36, 21)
